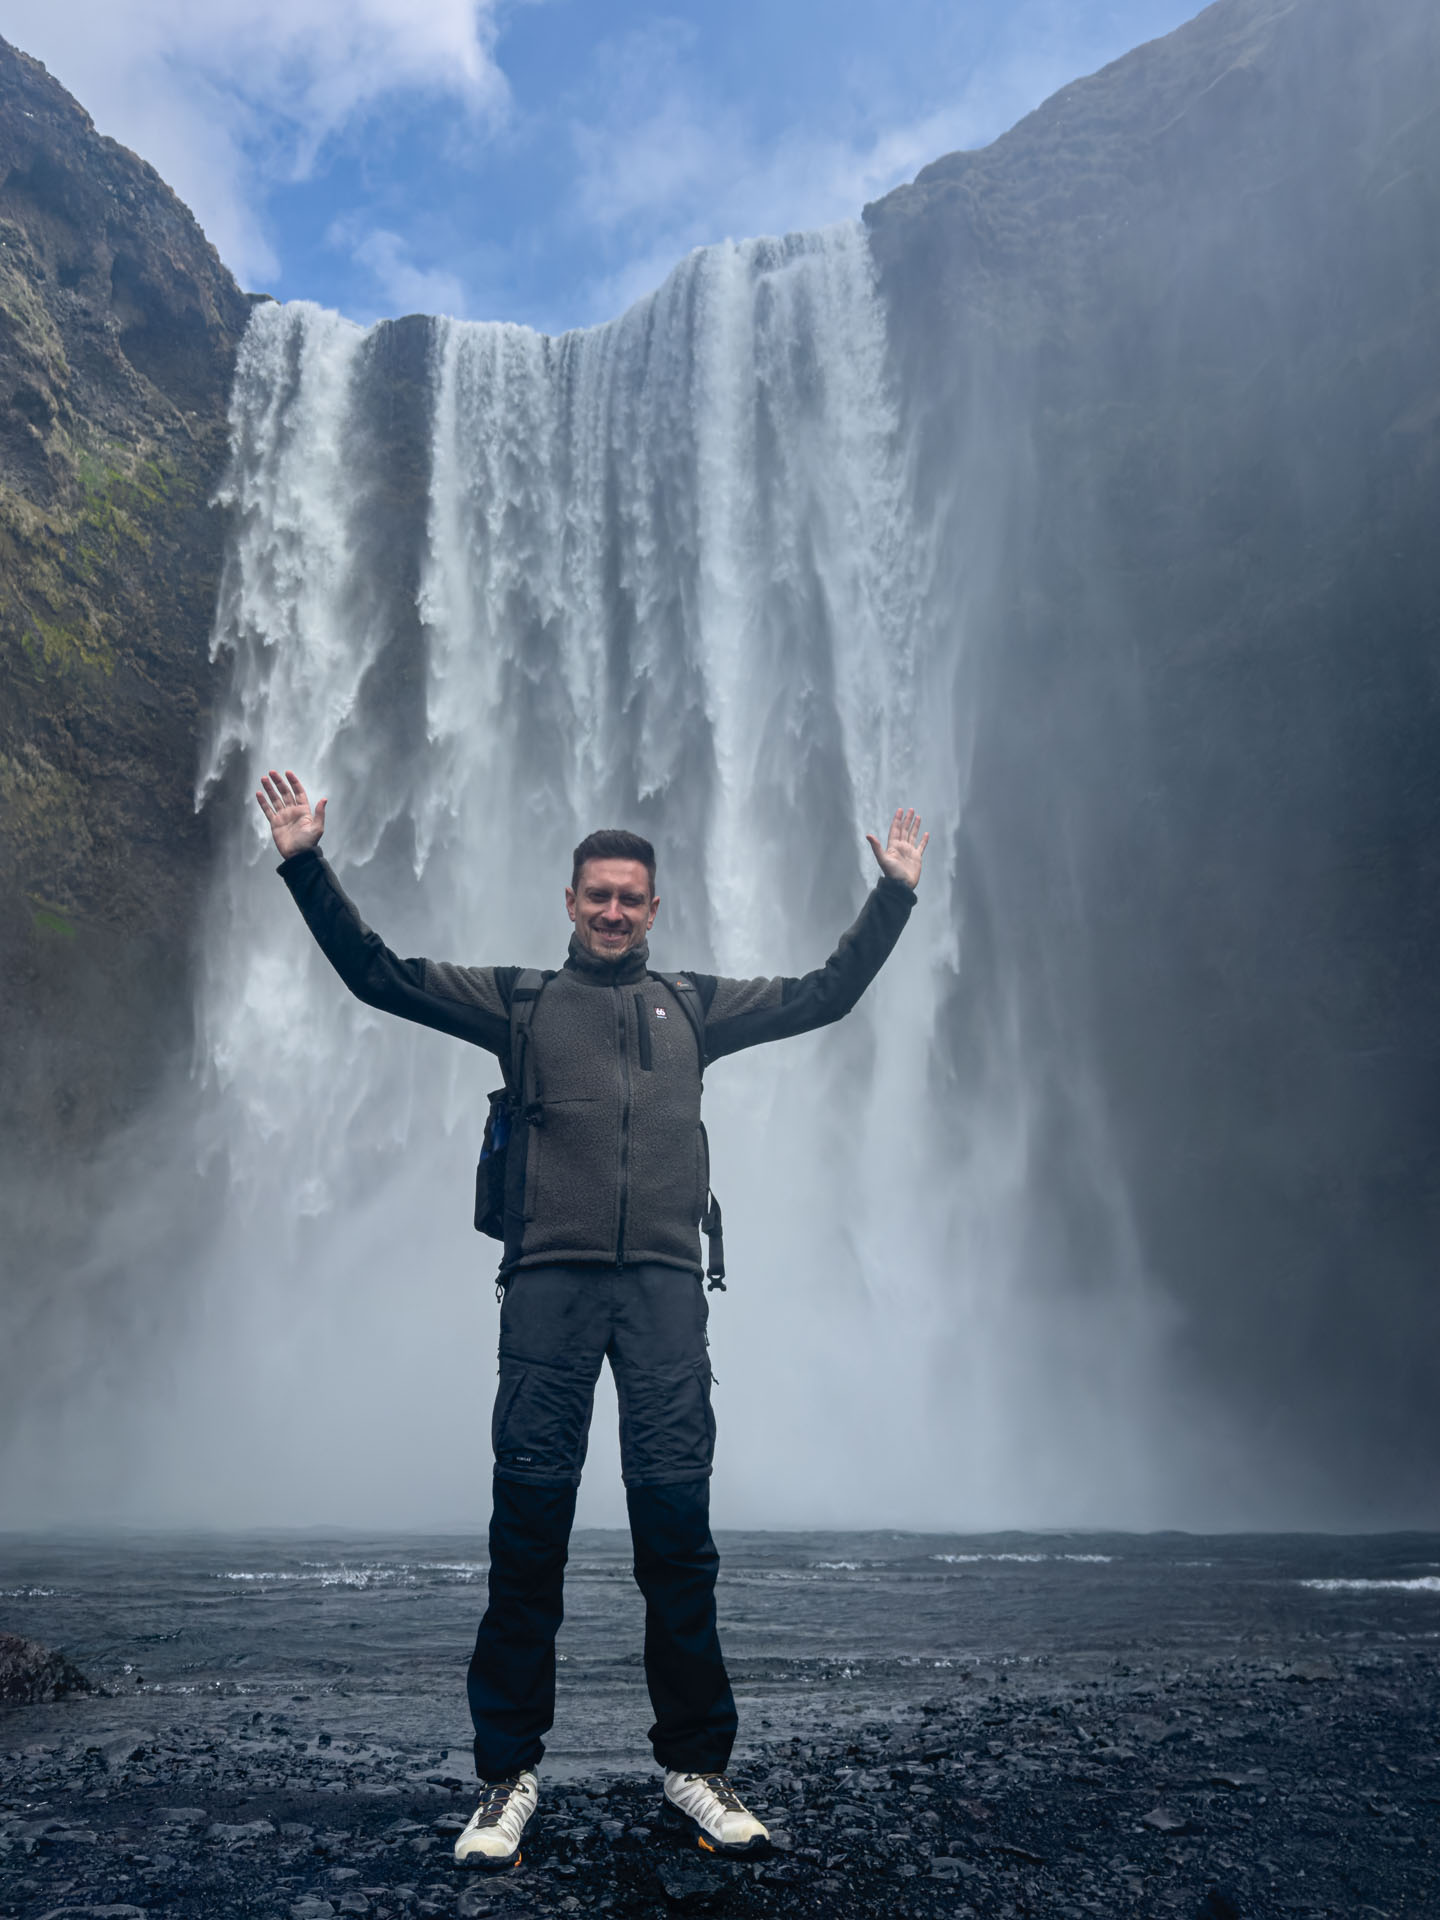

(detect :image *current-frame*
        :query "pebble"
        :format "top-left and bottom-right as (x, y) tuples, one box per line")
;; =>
(1141, 1805), (1189, 1832)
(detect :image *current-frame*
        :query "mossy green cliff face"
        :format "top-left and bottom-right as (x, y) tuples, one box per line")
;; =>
(0, 37), (251, 1158)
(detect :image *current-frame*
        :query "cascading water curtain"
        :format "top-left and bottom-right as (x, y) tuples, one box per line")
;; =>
(168, 222), (1167, 1528)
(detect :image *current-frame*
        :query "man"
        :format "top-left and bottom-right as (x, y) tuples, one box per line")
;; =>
(256, 769), (926, 1871)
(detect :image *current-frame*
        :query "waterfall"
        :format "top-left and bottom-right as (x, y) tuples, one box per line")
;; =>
(161, 222), (1171, 1529)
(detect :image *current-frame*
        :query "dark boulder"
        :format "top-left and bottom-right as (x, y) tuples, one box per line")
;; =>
(0, 1630), (92, 1703)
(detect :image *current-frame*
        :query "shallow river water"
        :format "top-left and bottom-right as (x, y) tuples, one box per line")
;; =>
(3, 1529), (1436, 1780)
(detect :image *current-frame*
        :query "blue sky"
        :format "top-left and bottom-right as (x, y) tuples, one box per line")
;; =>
(12, 0), (1200, 332)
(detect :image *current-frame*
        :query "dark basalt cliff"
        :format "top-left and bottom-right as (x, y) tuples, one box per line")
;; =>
(866, 0), (1440, 1503)
(0, 37), (249, 1172)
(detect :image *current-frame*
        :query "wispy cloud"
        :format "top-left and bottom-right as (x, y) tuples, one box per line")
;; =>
(563, 23), (1087, 323)
(4, 0), (508, 284)
(330, 221), (470, 321)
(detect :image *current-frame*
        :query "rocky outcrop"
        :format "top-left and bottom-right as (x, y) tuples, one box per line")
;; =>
(865, 0), (1440, 1509)
(0, 1632), (91, 1703)
(0, 38), (251, 1169)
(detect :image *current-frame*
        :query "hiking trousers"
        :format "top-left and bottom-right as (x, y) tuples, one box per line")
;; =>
(465, 1263), (738, 1781)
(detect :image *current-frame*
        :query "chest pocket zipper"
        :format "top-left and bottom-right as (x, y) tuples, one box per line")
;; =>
(634, 991), (653, 1069)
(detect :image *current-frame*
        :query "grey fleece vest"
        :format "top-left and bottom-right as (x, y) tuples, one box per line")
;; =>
(509, 949), (708, 1273)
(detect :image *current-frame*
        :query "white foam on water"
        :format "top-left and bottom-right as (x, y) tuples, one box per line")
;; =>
(1300, 1576), (1440, 1593)
(931, 1551), (1114, 1565)
(933, 1552), (1047, 1564)
(216, 1564), (415, 1588)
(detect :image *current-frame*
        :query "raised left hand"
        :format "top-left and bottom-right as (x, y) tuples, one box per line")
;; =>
(866, 807), (928, 889)
(256, 768), (328, 860)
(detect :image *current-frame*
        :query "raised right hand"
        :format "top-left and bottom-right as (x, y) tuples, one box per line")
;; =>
(256, 768), (327, 859)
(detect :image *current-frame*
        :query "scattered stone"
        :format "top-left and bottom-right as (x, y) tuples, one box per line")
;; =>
(453, 1888), (497, 1919)
(1196, 1889), (1243, 1920)
(653, 1855), (736, 1911)
(2, 1637), (1438, 1920)
(1142, 1807), (1190, 1833)
(34, 1908), (147, 1919)
(90, 1731), (148, 1770)
(211, 1817), (276, 1844)
(1284, 1661), (1338, 1684)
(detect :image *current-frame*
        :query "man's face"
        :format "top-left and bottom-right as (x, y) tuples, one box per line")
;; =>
(566, 858), (659, 958)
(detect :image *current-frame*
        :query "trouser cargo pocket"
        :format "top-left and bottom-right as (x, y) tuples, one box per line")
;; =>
(614, 1354), (716, 1487)
(492, 1350), (602, 1485)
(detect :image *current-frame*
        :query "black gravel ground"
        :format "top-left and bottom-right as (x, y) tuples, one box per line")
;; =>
(4, 1643), (1436, 1919)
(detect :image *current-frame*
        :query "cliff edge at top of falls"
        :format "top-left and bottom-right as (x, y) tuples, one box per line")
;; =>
(0, 37), (251, 1156)
(863, 0), (1439, 345)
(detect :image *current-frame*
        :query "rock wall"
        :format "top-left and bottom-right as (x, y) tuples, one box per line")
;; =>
(865, 0), (1440, 1508)
(0, 37), (250, 1183)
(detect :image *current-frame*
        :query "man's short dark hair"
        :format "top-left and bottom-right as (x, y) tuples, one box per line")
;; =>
(571, 829), (656, 895)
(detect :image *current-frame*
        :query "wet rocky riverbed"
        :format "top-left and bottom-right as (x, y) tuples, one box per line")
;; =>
(2, 1531), (1437, 1916)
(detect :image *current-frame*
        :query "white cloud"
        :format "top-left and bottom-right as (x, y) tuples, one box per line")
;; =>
(339, 225), (470, 321)
(3, 0), (508, 284)
(567, 98), (979, 323)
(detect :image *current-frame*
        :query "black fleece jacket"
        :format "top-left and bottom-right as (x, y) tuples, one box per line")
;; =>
(279, 848), (916, 1273)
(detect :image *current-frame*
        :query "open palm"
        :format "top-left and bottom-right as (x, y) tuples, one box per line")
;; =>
(256, 769), (327, 859)
(866, 807), (928, 889)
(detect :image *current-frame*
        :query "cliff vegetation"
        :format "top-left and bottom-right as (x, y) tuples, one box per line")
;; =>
(0, 38), (250, 1164)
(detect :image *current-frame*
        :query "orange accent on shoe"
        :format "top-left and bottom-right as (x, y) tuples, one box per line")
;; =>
(698, 1835), (716, 1853)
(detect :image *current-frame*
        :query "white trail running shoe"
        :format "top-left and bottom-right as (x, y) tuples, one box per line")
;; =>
(662, 1769), (770, 1855)
(453, 1770), (538, 1871)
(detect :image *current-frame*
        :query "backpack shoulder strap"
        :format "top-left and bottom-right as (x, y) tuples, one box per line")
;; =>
(656, 970), (708, 1076)
(506, 968), (550, 1109)
(653, 971), (725, 1290)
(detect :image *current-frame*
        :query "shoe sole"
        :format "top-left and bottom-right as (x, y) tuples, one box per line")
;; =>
(661, 1799), (770, 1857)
(454, 1846), (523, 1872)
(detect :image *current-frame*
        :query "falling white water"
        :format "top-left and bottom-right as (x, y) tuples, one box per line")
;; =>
(132, 222), (1175, 1530)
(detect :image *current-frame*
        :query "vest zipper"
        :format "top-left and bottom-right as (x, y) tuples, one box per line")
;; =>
(614, 984), (632, 1266)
